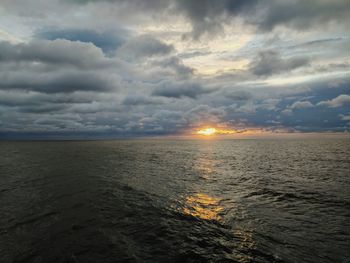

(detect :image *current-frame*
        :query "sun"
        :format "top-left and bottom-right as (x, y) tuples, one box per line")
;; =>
(197, 128), (217, 136)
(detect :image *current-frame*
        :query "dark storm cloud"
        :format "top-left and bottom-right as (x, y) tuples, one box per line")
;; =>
(249, 50), (309, 76)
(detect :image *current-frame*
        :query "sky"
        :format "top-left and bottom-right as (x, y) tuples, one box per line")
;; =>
(0, 0), (350, 138)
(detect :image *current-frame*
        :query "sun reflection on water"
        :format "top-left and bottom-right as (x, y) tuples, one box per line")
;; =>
(233, 228), (257, 263)
(178, 193), (257, 262)
(182, 193), (224, 221)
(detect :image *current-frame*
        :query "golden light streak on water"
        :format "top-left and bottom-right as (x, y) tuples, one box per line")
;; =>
(183, 193), (224, 221)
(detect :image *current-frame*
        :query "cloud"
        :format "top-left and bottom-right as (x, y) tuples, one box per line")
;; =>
(0, 71), (118, 93)
(281, 109), (293, 116)
(249, 50), (309, 76)
(339, 114), (350, 121)
(152, 81), (213, 99)
(178, 0), (350, 36)
(3, 0), (350, 40)
(37, 28), (129, 54)
(0, 28), (22, 43)
(0, 39), (106, 68)
(151, 56), (193, 78)
(252, 0), (350, 31)
(0, 39), (131, 93)
(226, 90), (253, 101)
(174, 0), (257, 39)
(116, 35), (174, 61)
(72, 0), (350, 37)
(290, 101), (314, 110)
(317, 94), (350, 108)
(185, 104), (226, 125)
(122, 95), (163, 106)
(288, 37), (344, 49)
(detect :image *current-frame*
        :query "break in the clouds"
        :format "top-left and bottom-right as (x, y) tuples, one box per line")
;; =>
(0, 0), (349, 138)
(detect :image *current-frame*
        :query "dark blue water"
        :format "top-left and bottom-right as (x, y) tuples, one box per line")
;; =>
(0, 139), (349, 262)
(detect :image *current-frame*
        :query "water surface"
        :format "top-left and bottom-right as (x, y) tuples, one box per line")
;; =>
(0, 139), (349, 262)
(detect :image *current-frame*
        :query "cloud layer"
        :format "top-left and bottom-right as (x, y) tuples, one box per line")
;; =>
(0, 0), (349, 138)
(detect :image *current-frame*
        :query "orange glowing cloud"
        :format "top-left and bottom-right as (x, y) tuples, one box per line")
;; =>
(196, 127), (238, 136)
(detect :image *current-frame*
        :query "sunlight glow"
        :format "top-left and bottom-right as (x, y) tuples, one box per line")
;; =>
(197, 128), (217, 136)
(196, 127), (240, 136)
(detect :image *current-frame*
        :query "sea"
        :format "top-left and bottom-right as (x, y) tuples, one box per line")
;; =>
(0, 138), (349, 263)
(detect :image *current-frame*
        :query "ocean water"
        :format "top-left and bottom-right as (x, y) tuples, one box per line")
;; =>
(0, 139), (349, 263)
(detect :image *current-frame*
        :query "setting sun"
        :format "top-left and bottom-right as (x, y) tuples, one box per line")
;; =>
(197, 128), (217, 136)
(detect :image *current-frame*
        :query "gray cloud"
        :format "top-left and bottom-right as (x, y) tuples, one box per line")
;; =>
(3, 0), (350, 40)
(0, 40), (106, 68)
(151, 56), (194, 78)
(37, 28), (129, 54)
(0, 70), (118, 93)
(249, 50), (309, 76)
(317, 94), (350, 108)
(253, 0), (350, 31)
(176, 0), (350, 37)
(122, 95), (163, 106)
(174, 0), (257, 39)
(152, 81), (213, 99)
(70, 0), (350, 37)
(184, 104), (226, 125)
(116, 35), (174, 61)
(226, 90), (253, 101)
(0, 40), (129, 93)
(288, 37), (345, 49)
(339, 114), (350, 121)
(290, 101), (314, 110)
